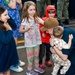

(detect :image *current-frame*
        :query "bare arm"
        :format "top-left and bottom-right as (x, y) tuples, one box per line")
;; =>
(19, 25), (32, 33)
(16, 0), (22, 9)
(8, 0), (16, 9)
(36, 17), (44, 25)
(67, 34), (73, 48)
(62, 34), (73, 49)
(53, 46), (68, 61)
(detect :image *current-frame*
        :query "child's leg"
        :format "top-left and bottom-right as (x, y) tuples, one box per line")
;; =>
(45, 43), (50, 61)
(3, 70), (10, 75)
(39, 43), (45, 64)
(60, 59), (71, 74)
(45, 44), (52, 66)
(52, 63), (60, 75)
(34, 45), (45, 73)
(26, 47), (34, 71)
(34, 45), (39, 68)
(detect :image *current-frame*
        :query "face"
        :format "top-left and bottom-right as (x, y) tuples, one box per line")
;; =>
(46, 28), (54, 35)
(48, 10), (55, 17)
(0, 10), (10, 23)
(28, 5), (36, 17)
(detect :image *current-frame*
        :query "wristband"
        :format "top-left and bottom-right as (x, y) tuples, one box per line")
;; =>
(3, 0), (10, 6)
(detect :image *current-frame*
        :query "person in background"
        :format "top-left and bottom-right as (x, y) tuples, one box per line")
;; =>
(51, 0), (57, 9)
(0, 6), (19, 75)
(36, 0), (51, 17)
(57, 0), (69, 25)
(39, 5), (56, 69)
(40, 17), (75, 75)
(19, 1), (45, 75)
(68, 0), (75, 20)
(3, 0), (25, 72)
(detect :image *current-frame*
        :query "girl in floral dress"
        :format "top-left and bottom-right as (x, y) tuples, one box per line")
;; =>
(19, 1), (45, 75)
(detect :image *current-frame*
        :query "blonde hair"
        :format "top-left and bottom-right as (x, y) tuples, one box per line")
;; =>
(53, 26), (64, 38)
(21, 1), (39, 22)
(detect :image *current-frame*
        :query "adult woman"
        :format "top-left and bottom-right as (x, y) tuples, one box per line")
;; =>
(0, 6), (19, 75)
(3, 0), (25, 72)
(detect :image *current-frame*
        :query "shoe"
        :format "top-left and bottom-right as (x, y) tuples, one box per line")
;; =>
(10, 66), (23, 72)
(62, 19), (69, 25)
(39, 64), (45, 69)
(32, 71), (38, 75)
(26, 70), (33, 75)
(19, 60), (25, 66)
(45, 60), (52, 67)
(34, 67), (45, 73)
(26, 70), (38, 75)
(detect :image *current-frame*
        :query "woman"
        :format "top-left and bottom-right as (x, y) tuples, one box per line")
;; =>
(0, 6), (19, 75)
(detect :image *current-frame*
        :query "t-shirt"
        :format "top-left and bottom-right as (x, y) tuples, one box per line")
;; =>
(21, 18), (42, 47)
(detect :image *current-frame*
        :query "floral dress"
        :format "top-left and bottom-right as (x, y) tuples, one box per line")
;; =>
(0, 1), (21, 37)
(21, 18), (42, 47)
(6, 3), (21, 37)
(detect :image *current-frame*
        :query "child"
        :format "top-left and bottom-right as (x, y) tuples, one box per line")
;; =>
(0, 6), (19, 75)
(19, 1), (45, 75)
(39, 5), (56, 69)
(50, 26), (73, 75)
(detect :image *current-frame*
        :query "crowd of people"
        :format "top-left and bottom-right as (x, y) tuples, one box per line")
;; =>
(0, 0), (75, 75)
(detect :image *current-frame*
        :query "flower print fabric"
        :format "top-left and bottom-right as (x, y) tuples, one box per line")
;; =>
(21, 18), (42, 47)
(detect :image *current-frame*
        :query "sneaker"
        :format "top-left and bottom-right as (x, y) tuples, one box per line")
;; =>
(32, 71), (38, 75)
(26, 70), (32, 75)
(26, 70), (38, 75)
(34, 67), (45, 73)
(19, 60), (25, 66)
(39, 64), (45, 69)
(10, 66), (23, 72)
(45, 60), (52, 67)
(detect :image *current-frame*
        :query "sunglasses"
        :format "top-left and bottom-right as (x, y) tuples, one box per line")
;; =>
(47, 10), (55, 14)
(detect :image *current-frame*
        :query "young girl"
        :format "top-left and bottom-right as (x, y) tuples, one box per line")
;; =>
(0, 6), (19, 75)
(19, 1), (45, 75)
(39, 5), (56, 69)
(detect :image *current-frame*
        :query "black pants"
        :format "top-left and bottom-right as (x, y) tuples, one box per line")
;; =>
(39, 43), (51, 64)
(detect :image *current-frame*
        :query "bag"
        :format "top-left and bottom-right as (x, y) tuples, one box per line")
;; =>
(7, 16), (17, 30)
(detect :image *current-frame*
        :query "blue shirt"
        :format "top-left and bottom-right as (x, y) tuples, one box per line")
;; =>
(62, 27), (75, 65)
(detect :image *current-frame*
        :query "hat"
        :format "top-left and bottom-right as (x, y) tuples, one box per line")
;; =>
(40, 18), (59, 31)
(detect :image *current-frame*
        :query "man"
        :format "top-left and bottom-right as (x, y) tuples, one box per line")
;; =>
(40, 18), (75, 75)
(57, 0), (69, 25)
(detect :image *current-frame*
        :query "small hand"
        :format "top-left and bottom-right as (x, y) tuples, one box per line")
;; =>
(50, 47), (56, 54)
(4, 23), (12, 30)
(69, 34), (73, 40)
(36, 17), (44, 24)
(27, 26), (33, 30)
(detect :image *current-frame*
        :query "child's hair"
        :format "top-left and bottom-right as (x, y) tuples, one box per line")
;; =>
(53, 26), (64, 38)
(0, 6), (6, 31)
(21, 1), (39, 22)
